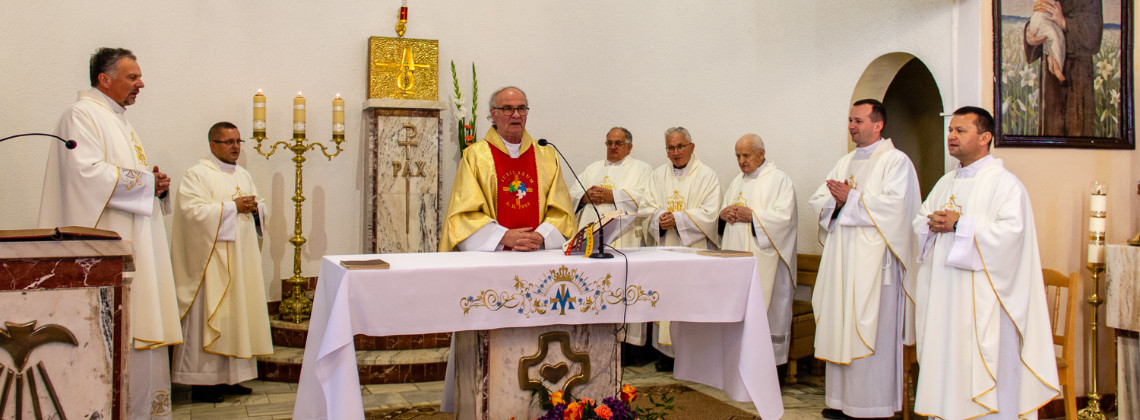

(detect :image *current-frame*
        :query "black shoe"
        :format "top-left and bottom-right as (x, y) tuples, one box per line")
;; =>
(218, 383), (253, 395)
(191, 385), (225, 403)
(654, 356), (674, 372)
(821, 408), (846, 419)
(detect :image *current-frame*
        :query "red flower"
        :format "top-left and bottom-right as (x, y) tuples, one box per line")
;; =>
(593, 405), (613, 419)
(563, 402), (583, 420)
(620, 385), (637, 403)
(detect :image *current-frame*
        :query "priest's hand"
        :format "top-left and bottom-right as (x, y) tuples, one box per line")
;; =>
(153, 166), (171, 197)
(586, 186), (615, 204)
(927, 210), (960, 233)
(826, 179), (852, 207)
(659, 212), (676, 230)
(235, 195), (258, 214)
(501, 227), (544, 252)
(720, 205), (751, 224)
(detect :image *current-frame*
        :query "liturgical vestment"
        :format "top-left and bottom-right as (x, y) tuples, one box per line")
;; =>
(642, 156), (721, 249)
(38, 88), (182, 418)
(720, 161), (798, 365)
(809, 138), (920, 417)
(568, 156), (652, 248)
(171, 156), (273, 385)
(439, 128), (575, 251)
(912, 156), (1059, 420)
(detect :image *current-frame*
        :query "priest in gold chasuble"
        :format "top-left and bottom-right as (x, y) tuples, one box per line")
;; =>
(440, 86), (574, 252)
(718, 134), (797, 365)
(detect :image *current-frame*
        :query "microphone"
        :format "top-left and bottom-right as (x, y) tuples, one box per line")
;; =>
(537, 138), (613, 259)
(0, 133), (77, 149)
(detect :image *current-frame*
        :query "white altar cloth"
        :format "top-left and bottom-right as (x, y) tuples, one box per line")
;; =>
(292, 247), (783, 419)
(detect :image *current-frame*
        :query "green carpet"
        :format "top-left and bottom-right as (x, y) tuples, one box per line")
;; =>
(361, 384), (759, 419)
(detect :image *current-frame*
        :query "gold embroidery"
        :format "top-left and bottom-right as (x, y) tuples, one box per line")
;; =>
(459, 265), (658, 317)
(231, 186), (250, 200)
(731, 191), (749, 207)
(846, 174), (858, 189)
(150, 390), (171, 416)
(666, 189), (685, 212)
(130, 131), (148, 167)
(599, 176), (615, 190)
(941, 195), (964, 213)
(121, 169), (145, 191)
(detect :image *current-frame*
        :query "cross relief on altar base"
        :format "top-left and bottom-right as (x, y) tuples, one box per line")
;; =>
(364, 102), (442, 254)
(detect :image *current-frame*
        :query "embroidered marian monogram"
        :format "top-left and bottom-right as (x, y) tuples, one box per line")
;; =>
(460, 265), (658, 318)
(846, 174), (858, 189)
(666, 190), (686, 212)
(231, 186), (250, 200)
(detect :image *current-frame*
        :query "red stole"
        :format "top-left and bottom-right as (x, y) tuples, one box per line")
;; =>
(490, 144), (541, 231)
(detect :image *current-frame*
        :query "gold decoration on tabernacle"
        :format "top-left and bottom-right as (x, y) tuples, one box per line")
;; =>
(369, 37), (438, 100)
(518, 331), (591, 397)
(460, 265), (658, 317)
(666, 190), (685, 212)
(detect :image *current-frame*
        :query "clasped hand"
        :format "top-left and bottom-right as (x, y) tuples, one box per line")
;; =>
(501, 227), (544, 251)
(583, 186), (615, 205)
(826, 179), (852, 207)
(927, 210), (960, 233)
(719, 204), (751, 224)
(153, 166), (170, 197)
(234, 195), (258, 214)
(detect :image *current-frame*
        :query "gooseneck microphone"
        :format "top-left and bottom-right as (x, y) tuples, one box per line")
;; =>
(0, 133), (77, 149)
(537, 138), (613, 259)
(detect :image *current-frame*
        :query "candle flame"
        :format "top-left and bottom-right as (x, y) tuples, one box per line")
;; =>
(336, 93), (341, 99)
(257, 89), (263, 94)
(298, 92), (303, 96)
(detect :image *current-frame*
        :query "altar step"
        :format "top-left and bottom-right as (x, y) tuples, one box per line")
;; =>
(258, 318), (451, 384)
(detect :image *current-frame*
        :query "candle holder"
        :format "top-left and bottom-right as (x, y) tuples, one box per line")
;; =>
(253, 95), (346, 324)
(1079, 181), (1107, 420)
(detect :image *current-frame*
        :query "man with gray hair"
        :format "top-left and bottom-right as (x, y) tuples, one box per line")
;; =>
(640, 126), (721, 370)
(440, 86), (575, 252)
(718, 134), (797, 366)
(38, 47), (182, 418)
(568, 126), (652, 249)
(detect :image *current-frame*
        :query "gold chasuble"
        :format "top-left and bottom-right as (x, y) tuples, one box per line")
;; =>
(440, 128), (575, 251)
(171, 158), (272, 358)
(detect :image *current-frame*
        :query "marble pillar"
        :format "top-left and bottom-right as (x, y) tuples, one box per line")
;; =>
(363, 98), (442, 254)
(454, 325), (622, 420)
(1106, 244), (1139, 420)
(0, 239), (131, 419)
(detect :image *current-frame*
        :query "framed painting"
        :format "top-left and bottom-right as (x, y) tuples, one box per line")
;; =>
(994, 0), (1134, 149)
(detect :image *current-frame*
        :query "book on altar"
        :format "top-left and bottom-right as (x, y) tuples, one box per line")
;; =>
(339, 258), (390, 270)
(0, 226), (121, 242)
(561, 210), (643, 256)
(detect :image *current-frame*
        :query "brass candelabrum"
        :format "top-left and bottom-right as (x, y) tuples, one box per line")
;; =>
(1078, 262), (1106, 420)
(253, 130), (345, 324)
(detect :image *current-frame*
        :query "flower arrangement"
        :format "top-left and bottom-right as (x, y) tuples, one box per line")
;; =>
(450, 60), (479, 152)
(513, 385), (673, 420)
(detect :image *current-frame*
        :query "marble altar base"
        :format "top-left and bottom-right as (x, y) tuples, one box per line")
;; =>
(453, 324), (621, 420)
(1107, 244), (1140, 420)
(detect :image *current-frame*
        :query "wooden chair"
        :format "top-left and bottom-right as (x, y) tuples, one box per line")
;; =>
(1043, 268), (1078, 420)
(785, 254), (821, 384)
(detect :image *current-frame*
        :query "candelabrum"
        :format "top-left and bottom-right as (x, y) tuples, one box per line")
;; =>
(1079, 181), (1107, 420)
(253, 93), (346, 324)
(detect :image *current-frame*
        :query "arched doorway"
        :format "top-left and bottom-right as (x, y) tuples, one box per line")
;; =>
(850, 53), (945, 199)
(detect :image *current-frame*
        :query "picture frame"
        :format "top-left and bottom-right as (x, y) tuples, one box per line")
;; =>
(993, 0), (1134, 149)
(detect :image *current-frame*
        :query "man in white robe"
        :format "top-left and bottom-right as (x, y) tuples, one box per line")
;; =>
(912, 107), (1059, 420)
(171, 122), (273, 403)
(809, 99), (920, 419)
(568, 126), (652, 250)
(38, 47), (182, 419)
(718, 134), (797, 365)
(641, 126), (721, 370)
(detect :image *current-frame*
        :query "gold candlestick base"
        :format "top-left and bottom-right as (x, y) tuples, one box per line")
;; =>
(1129, 230), (1140, 246)
(1077, 393), (1106, 420)
(1078, 263), (1106, 420)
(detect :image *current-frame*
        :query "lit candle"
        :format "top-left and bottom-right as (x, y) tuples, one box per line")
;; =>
(293, 92), (306, 135)
(253, 90), (266, 137)
(1088, 181), (1107, 265)
(332, 94), (345, 136)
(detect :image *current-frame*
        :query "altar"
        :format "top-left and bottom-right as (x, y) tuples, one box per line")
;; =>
(292, 247), (784, 419)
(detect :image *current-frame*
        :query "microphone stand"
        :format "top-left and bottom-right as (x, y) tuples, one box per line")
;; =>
(0, 133), (77, 149)
(537, 138), (613, 259)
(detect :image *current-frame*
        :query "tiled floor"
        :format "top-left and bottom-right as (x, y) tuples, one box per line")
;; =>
(171, 365), (1084, 419)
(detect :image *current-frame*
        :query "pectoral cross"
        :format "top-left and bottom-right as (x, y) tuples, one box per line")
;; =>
(374, 46), (432, 95)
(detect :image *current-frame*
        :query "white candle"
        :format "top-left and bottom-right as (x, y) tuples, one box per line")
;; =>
(253, 90), (266, 136)
(1089, 243), (1105, 264)
(1090, 194), (1107, 213)
(332, 94), (345, 136)
(293, 93), (306, 135)
(1089, 216), (1106, 233)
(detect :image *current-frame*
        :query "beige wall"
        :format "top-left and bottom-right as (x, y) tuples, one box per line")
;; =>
(982, 1), (1138, 396)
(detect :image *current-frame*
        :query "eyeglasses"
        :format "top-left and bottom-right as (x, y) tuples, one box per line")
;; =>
(604, 141), (629, 147)
(666, 143), (692, 153)
(493, 106), (529, 116)
(211, 140), (245, 146)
